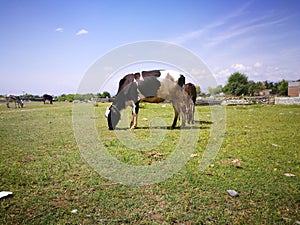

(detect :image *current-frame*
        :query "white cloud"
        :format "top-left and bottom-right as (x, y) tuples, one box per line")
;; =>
(205, 14), (290, 47)
(55, 27), (63, 32)
(76, 29), (89, 36)
(170, 1), (292, 48)
(254, 62), (262, 68)
(220, 69), (230, 76)
(169, 21), (222, 44)
(169, 2), (252, 45)
(213, 61), (299, 86)
(212, 68), (231, 85)
(231, 63), (249, 71)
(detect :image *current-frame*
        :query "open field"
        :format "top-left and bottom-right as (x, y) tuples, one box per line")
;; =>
(0, 102), (299, 224)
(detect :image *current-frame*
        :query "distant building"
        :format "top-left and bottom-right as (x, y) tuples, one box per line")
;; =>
(259, 89), (272, 96)
(288, 81), (300, 97)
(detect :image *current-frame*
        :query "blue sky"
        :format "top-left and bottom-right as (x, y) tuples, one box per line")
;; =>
(0, 0), (299, 95)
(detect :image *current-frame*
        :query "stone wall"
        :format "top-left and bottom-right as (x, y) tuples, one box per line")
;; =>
(275, 97), (300, 105)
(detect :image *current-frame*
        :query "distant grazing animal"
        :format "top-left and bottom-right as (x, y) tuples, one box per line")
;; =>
(6, 95), (24, 108)
(105, 70), (187, 130)
(184, 83), (197, 124)
(43, 94), (53, 104)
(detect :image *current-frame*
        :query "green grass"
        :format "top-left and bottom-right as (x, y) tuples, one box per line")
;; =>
(0, 102), (299, 224)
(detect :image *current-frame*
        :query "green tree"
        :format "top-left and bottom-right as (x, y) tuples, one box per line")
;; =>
(223, 72), (249, 96)
(248, 81), (266, 96)
(263, 81), (276, 94)
(57, 94), (75, 102)
(97, 91), (111, 98)
(208, 85), (223, 95)
(66, 94), (75, 102)
(277, 79), (288, 96)
(102, 91), (111, 98)
(195, 86), (201, 95)
(247, 81), (259, 96)
(57, 94), (66, 102)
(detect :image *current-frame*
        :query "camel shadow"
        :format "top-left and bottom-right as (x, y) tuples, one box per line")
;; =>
(115, 121), (212, 130)
(194, 120), (213, 125)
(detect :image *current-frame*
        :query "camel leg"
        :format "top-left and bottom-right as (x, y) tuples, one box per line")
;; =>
(130, 113), (138, 129)
(172, 102), (186, 128)
(6, 98), (10, 108)
(171, 106), (179, 129)
(130, 101), (140, 129)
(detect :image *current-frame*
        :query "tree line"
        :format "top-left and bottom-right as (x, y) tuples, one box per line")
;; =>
(208, 72), (298, 96)
(0, 91), (111, 102)
(56, 91), (111, 102)
(2, 72), (298, 101)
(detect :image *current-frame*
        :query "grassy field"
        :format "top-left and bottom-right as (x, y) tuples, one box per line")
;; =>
(0, 101), (299, 224)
